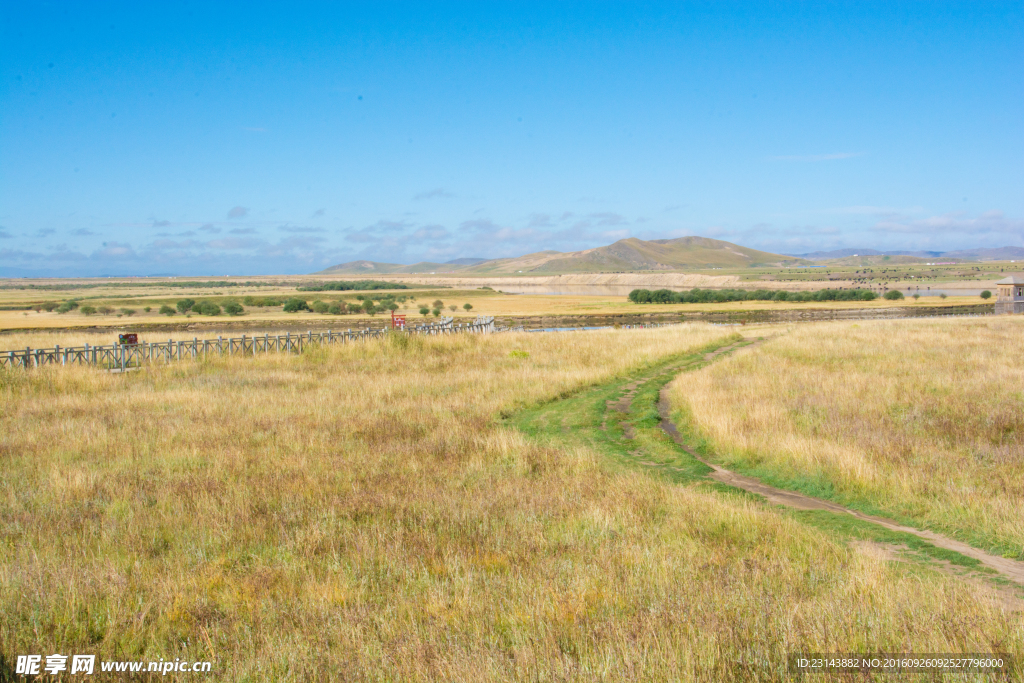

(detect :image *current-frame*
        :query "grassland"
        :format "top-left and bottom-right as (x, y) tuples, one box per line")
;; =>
(2, 325), (1021, 681)
(0, 278), (991, 334)
(673, 317), (1024, 561)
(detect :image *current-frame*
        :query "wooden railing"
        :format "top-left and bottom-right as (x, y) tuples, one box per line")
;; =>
(0, 316), (494, 370)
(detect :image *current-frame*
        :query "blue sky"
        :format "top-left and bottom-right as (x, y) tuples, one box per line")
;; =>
(1, 2), (1021, 276)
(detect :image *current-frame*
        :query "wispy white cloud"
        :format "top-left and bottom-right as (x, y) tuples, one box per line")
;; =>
(414, 188), (454, 201)
(150, 239), (202, 250)
(94, 242), (137, 260)
(410, 225), (450, 242)
(278, 225), (326, 234)
(831, 205), (923, 216)
(207, 237), (265, 250)
(872, 210), (1024, 236)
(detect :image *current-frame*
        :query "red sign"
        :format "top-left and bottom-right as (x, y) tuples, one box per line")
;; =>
(391, 313), (406, 328)
(118, 333), (138, 345)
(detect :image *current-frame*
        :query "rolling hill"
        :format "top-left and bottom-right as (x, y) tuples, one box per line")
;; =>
(317, 259), (472, 275)
(317, 237), (802, 275)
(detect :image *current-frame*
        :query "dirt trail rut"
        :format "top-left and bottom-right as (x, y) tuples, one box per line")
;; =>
(658, 339), (1024, 589)
(604, 341), (747, 440)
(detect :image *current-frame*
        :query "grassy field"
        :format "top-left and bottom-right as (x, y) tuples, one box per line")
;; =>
(0, 287), (990, 333)
(2, 324), (1020, 681)
(674, 317), (1024, 561)
(0, 267), (1004, 334)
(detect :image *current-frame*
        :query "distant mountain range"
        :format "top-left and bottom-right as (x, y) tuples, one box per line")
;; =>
(790, 247), (1024, 261)
(317, 238), (1024, 276)
(317, 237), (803, 275)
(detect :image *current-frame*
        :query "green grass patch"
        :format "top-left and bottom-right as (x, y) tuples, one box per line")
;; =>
(509, 334), (1019, 595)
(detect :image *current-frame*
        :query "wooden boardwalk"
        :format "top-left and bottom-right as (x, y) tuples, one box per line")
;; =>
(0, 316), (494, 370)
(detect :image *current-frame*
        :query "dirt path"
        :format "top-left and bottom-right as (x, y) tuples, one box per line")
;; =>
(603, 341), (748, 439)
(658, 339), (1024, 589)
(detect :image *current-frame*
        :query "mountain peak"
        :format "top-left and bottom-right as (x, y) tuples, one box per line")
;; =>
(316, 236), (802, 275)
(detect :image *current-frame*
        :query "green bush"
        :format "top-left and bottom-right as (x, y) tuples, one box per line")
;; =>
(193, 301), (222, 316)
(224, 302), (245, 316)
(98, 306), (114, 315)
(981, 290), (992, 300)
(432, 300), (443, 309)
(159, 305), (176, 316)
(883, 290), (904, 300)
(242, 296), (280, 307)
(432, 308), (441, 317)
(283, 298), (309, 313)
(41, 301), (59, 312)
(55, 301), (78, 314)
(121, 308), (136, 316)
(628, 287), (879, 304)
(328, 303), (344, 315)
(80, 305), (96, 315)
(312, 300), (330, 314)
(419, 307), (430, 316)
(144, 306), (152, 312)
(176, 298), (196, 313)
(463, 303), (473, 311)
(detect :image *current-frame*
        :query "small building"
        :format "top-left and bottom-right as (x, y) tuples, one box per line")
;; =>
(994, 275), (1024, 314)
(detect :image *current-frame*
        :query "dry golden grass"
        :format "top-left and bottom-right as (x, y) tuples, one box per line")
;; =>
(1, 325), (1020, 681)
(675, 317), (1024, 558)
(0, 328), (381, 352)
(0, 293), (987, 332)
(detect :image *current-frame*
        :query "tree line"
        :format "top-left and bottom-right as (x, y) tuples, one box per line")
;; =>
(628, 287), (880, 304)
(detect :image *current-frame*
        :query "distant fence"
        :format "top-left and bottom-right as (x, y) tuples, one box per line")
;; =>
(0, 316), (495, 371)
